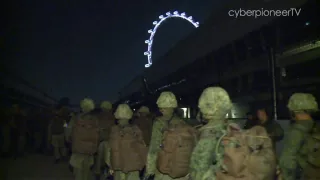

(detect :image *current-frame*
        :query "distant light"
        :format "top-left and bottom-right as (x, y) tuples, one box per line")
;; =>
(305, 22), (310, 26)
(181, 108), (187, 118)
(144, 11), (200, 68)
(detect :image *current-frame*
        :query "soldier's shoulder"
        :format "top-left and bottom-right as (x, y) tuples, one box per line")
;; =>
(199, 124), (219, 138)
(172, 116), (185, 124)
(291, 120), (314, 132)
(110, 125), (120, 131)
(153, 118), (164, 126)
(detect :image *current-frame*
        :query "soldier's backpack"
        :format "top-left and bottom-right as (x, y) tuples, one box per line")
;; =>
(72, 113), (99, 154)
(215, 123), (276, 180)
(98, 111), (115, 141)
(110, 125), (148, 173)
(156, 123), (198, 178)
(51, 116), (65, 135)
(298, 123), (320, 179)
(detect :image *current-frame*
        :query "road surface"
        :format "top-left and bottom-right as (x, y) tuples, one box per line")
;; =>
(4, 154), (74, 180)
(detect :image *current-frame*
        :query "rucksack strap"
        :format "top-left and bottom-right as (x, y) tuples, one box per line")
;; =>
(215, 130), (228, 170)
(167, 115), (175, 126)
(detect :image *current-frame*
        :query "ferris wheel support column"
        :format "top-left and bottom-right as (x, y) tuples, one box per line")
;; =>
(143, 11), (200, 68)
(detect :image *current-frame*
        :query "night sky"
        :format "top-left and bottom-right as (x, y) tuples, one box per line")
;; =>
(5, 0), (220, 104)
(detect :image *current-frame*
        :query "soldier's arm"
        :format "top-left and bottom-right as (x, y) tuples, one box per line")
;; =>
(65, 116), (75, 141)
(105, 126), (117, 167)
(279, 127), (307, 180)
(104, 141), (111, 167)
(189, 128), (217, 180)
(272, 121), (284, 142)
(146, 120), (163, 175)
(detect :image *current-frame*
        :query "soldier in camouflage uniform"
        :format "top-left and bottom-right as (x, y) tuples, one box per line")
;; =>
(94, 101), (114, 180)
(105, 104), (144, 180)
(189, 87), (233, 180)
(279, 93), (319, 180)
(49, 108), (67, 163)
(134, 106), (153, 146)
(69, 98), (96, 180)
(256, 107), (284, 151)
(145, 91), (188, 180)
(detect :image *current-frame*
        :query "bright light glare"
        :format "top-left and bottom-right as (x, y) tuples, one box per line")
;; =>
(144, 11), (200, 68)
(181, 108), (187, 118)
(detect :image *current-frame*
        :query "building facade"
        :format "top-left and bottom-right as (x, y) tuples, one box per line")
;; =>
(118, 0), (319, 119)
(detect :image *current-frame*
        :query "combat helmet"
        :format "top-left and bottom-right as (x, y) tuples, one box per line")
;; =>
(114, 104), (133, 120)
(156, 91), (178, 108)
(138, 106), (150, 113)
(287, 93), (318, 113)
(80, 98), (95, 112)
(101, 101), (112, 110)
(198, 87), (232, 119)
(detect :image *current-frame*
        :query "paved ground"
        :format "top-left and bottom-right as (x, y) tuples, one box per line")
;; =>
(4, 154), (74, 180)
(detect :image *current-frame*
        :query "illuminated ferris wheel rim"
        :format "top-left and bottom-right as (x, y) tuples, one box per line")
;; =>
(144, 11), (200, 68)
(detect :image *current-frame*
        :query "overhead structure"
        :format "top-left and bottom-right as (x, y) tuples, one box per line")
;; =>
(144, 11), (199, 68)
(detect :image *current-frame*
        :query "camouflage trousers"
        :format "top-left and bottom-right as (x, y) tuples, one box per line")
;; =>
(94, 141), (108, 175)
(114, 171), (140, 180)
(51, 134), (66, 159)
(70, 153), (94, 180)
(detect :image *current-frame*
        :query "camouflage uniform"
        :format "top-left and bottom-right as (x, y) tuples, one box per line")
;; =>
(94, 101), (114, 178)
(256, 108), (284, 151)
(70, 98), (96, 180)
(105, 104), (140, 180)
(65, 112), (76, 143)
(189, 87), (232, 180)
(279, 93), (318, 180)
(135, 106), (153, 146)
(145, 91), (187, 180)
(50, 109), (67, 161)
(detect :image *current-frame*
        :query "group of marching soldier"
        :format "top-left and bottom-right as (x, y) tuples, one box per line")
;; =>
(1, 86), (319, 180)
(64, 86), (319, 180)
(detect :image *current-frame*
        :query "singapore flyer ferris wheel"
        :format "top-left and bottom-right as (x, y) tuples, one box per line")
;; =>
(144, 11), (199, 68)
